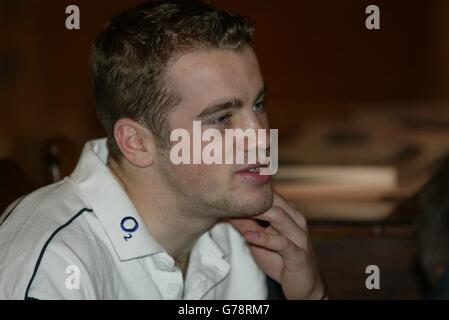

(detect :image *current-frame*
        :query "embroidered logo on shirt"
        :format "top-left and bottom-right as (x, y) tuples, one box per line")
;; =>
(120, 216), (139, 241)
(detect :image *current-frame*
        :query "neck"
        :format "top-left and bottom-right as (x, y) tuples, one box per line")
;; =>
(106, 156), (217, 262)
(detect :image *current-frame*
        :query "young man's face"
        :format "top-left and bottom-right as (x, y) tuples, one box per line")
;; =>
(155, 46), (273, 218)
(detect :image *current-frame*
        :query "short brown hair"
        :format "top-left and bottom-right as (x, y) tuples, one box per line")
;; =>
(90, 0), (254, 160)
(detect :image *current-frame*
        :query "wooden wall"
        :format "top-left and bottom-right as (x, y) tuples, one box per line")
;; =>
(0, 0), (447, 185)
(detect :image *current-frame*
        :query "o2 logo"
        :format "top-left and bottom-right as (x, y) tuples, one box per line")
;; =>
(120, 216), (139, 241)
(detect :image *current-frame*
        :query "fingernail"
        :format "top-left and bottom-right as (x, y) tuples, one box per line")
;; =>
(246, 231), (259, 239)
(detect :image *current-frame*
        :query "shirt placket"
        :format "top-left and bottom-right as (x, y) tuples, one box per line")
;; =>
(148, 253), (184, 300)
(183, 236), (230, 300)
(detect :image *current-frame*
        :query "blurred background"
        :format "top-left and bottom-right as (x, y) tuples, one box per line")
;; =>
(1, 0), (449, 299)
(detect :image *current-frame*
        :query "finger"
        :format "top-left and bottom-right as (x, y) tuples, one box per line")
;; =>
(264, 225), (280, 236)
(255, 207), (308, 248)
(228, 218), (280, 239)
(228, 218), (265, 234)
(245, 243), (283, 282)
(244, 230), (306, 271)
(273, 192), (308, 230)
(231, 219), (279, 236)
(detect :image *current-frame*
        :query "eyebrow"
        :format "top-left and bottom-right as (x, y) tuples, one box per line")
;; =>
(194, 83), (268, 120)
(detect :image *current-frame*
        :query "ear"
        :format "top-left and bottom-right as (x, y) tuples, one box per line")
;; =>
(113, 118), (156, 168)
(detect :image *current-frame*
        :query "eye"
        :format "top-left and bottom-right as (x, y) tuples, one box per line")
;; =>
(252, 100), (268, 113)
(212, 114), (232, 126)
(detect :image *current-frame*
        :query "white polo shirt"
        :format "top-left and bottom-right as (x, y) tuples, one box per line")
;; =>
(0, 138), (268, 300)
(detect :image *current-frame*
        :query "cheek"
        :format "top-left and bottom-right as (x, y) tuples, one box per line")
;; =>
(168, 162), (232, 190)
(259, 112), (270, 129)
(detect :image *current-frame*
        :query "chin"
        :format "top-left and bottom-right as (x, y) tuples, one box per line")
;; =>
(231, 184), (273, 217)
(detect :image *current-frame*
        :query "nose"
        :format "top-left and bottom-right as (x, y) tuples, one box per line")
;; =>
(236, 113), (270, 156)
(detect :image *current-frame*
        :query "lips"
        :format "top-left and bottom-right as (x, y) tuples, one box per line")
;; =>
(235, 163), (271, 185)
(236, 163), (269, 174)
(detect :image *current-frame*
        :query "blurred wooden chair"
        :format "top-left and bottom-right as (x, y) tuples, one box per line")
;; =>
(417, 155), (449, 295)
(41, 137), (79, 184)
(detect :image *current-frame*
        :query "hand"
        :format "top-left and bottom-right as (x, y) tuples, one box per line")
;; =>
(229, 191), (327, 300)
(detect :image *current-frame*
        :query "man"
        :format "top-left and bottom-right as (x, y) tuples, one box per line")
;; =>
(0, 0), (326, 299)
